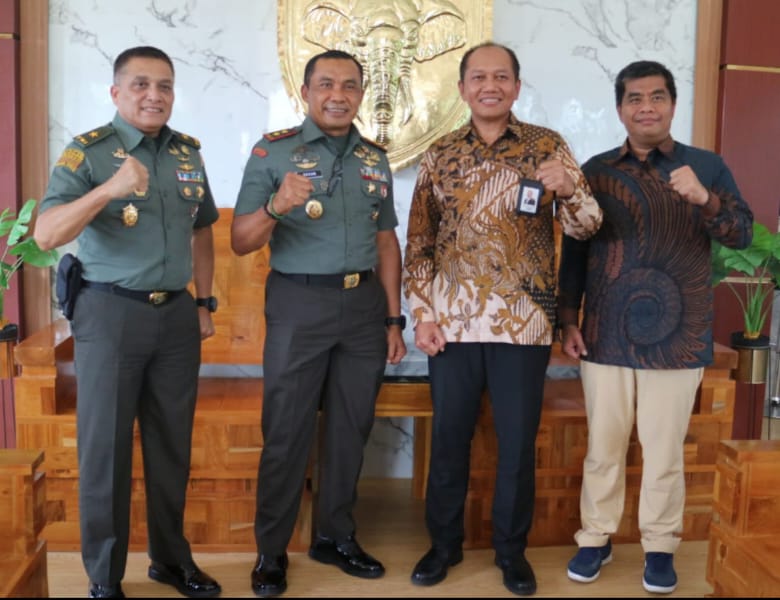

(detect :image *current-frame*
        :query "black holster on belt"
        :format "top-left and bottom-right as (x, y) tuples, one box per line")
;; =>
(56, 253), (83, 320)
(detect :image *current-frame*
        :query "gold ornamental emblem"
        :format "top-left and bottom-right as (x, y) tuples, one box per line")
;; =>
(122, 203), (139, 227)
(305, 199), (323, 219)
(278, 0), (491, 171)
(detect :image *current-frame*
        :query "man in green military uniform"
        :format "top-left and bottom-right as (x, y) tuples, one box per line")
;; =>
(232, 49), (407, 597)
(35, 46), (221, 599)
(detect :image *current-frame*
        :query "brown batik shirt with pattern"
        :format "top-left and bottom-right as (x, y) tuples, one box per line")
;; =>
(403, 114), (603, 345)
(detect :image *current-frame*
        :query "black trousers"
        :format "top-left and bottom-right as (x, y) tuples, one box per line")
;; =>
(425, 342), (551, 558)
(72, 288), (200, 585)
(254, 271), (388, 554)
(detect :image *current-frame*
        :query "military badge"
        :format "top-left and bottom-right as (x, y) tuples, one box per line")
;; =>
(253, 147), (268, 158)
(183, 186), (193, 198)
(112, 148), (128, 159)
(367, 182), (377, 194)
(122, 203), (139, 227)
(180, 145), (191, 156)
(354, 145), (380, 167)
(290, 145), (319, 170)
(305, 199), (323, 219)
(370, 209), (379, 221)
(196, 186), (205, 199)
(55, 148), (85, 173)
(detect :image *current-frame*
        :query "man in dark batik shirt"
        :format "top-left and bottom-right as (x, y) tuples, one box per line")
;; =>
(557, 60), (753, 595)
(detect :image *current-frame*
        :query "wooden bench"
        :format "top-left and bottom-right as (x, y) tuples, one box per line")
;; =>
(13, 207), (738, 552)
(706, 439), (780, 596)
(0, 449), (48, 598)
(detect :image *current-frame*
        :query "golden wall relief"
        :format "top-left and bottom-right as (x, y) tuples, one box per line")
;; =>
(278, 0), (493, 171)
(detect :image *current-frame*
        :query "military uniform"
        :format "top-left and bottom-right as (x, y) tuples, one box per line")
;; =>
(40, 113), (219, 585)
(235, 116), (397, 555)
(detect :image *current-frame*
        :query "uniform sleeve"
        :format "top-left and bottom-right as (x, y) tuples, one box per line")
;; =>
(376, 154), (398, 231)
(234, 141), (278, 216)
(554, 137), (603, 241)
(40, 143), (95, 213)
(402, 150), (439, 325)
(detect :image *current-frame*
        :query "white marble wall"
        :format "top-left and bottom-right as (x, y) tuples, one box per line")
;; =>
(47, 0), (698, 477)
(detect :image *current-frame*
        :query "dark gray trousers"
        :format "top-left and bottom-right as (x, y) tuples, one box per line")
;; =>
(254, 271), (387, 554)
(72, 288), (200, 585)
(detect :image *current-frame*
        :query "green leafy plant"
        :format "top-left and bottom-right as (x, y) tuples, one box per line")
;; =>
(0, 198), (59, 325)
(711, 221), (780, 339)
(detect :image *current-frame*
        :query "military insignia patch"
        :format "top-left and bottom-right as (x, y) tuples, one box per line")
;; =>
(112, 148), (128, 159)
(264, 128), (299, 142)
(253, 147), (268, 158)
(56, 148), (85, 172)
(354, 145), (380, 167)
(173, 131), (201, 149)
(73, 125), (115, 147)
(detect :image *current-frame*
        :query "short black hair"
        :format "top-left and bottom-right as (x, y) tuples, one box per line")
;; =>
(113, 46), (174, 82)
(615, 60), (676, 105)
(303, 50), (364, 87)
(459, 42), (520, 82)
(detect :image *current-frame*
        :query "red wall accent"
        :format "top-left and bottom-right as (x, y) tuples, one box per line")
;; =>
(0, 0), (19, 34)
(721, 0), (780, 67)
(0, 0), (20, 447)
(715, 0), (780, 439)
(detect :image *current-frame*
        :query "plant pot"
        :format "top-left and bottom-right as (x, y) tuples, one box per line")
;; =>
(730, 332), (771, 384)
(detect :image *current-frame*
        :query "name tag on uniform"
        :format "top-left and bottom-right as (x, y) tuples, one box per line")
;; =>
(298, 170), (323, 179)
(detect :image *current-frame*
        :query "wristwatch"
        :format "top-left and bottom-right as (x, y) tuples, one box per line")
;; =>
(196, 296), (218, 313)
(385, 315), (406, 330)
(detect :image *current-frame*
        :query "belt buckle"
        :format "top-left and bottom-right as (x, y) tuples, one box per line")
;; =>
(149, 291), (168, 305)
(343, 273), (360, 289)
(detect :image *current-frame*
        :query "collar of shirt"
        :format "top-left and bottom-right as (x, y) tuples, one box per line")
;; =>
(456, 113), (526, 144)
(612, 134), (676, 164)
(111, 112), (173, 153)
(300, 116), (363, 156)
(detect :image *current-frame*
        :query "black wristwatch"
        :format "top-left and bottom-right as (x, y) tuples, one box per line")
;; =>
(385, 315), (406, 330)
(196, 296), (218, 313)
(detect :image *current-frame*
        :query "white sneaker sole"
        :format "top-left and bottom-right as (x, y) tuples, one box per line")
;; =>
(642, 577), (677, 594)
(567, 552), (613, 583)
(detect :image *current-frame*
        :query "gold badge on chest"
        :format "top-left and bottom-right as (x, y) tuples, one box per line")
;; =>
(305, 199), (323, 219)
(122, 203), (139, 227)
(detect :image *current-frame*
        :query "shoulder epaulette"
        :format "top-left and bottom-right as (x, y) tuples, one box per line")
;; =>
(73, 125), (115, 147)
(172, 130), (201, 149)
(360, 136), (387, 152)
(263, 127), (300, 142)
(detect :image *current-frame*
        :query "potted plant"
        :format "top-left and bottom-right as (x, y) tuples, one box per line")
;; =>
(711, 221), (780, 383)
(0, 198), (60, 341)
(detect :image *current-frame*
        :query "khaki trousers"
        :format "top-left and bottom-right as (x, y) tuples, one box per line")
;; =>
(574, 361), (703, 554)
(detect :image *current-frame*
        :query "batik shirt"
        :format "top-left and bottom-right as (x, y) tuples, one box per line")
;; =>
(403, 115), (602, 345)
(557, 136), (753, 369)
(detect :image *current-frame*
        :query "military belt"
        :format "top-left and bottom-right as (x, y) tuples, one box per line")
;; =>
(275, 270), (373, 290)
(82, 280), (185, 305)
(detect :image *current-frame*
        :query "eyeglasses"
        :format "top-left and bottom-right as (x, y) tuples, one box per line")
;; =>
(327, 157), (343, 197)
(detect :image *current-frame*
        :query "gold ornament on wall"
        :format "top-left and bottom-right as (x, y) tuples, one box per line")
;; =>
(278, 0), (492, 171)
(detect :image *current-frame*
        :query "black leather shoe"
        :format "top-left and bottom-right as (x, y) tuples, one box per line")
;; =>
(251, 554), (289, 597)
(148, 561), (222, 598)
(495, 553), (537, 596)
(88, 582), (125, 598)
(308, 534), (385, 579)
(411, 545), (463, 586)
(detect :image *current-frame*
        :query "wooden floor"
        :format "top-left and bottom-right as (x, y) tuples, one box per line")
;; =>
(47, 478), (714, 598)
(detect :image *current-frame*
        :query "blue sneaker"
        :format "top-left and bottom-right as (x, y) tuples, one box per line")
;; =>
(643, 552), (677, 593)
(566, 539), (612, 583)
